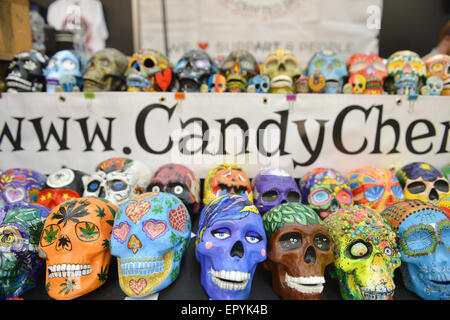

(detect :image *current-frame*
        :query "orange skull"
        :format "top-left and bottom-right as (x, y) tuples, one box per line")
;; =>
(38, 197), (117, 299)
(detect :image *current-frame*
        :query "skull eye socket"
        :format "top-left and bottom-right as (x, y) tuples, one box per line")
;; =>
(313, 59), (324, 68)
(62, 59), (76, 70)
(264, 57), (279, 69)
(373, 61), (386, 71)
(87, 180), (101, 192)
(279, 232), (302, 250)
(194, 59), (210, 69)
(333, 60), (342, 68)
(262, 190), (279, 203)
(47, 59), (57, 69)
(143, 57), (156, 69)
(309, 188), (331, 207)
(40, 224), (61, 247)
(286, 191), (301, 202)
(350, 61), (367, 73)
(223, 60), (234, 70)
(407, 181), (426, 194)
(347, 240), (372, 259)
(211, 228), (231, 240)
(241, 59), (254, 70)
(336, 189), (353, 205)
(391, 185), (404, 200)
(314, 233), (331, 251)
(47, 168), (75, 188)
(245, 231), (262, 244)
(363, 185), (385, 202)
(75, 221), (100, 242)
(431, 62), (444, 72)
(401, 224), (437, 256)
(150, 185), (161, 192)
(172, 185), (184, 195)
(438, 220), (450, 251)
(109, 179), (127, 191)
(434, 179), (449, 193)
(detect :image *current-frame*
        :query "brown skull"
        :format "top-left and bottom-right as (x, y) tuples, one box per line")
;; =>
(83, 48), (128, 91)
(262, 203), (334, 300)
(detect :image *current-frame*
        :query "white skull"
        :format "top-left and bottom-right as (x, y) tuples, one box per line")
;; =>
(82, 158), (151, 207)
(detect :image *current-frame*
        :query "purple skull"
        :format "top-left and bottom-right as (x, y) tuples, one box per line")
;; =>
(195, 194), (267, 300)
(252, 168), (302, 215)
(0, 168), (47, 206)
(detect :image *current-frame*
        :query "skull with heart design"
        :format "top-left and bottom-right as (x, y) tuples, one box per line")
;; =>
(0, 168), (47, 206)
(38, 198), (117, 299)
(125, 48), (173, 92)
(111, 192), (191, 297)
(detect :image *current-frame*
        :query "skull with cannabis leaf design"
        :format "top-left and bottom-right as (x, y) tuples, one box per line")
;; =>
(38, 197), (117, 300)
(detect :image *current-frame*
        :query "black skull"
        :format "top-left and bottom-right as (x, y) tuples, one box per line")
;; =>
(174, 49), (218, 92)
(6, 50), (48, 92)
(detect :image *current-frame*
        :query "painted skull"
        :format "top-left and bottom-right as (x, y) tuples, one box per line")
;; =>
(111, 192), (191, 297)
(195, 194), (266, 300)
(0, 203), (50, 299)
(203, 164), (253, 206)
(83, 48), (128, 92)
(252, 168), (301, 215)
(306, 50), (348, 94)
(5, 49), (48, 92)
(386, 50), (426, 95)
(44, 50), (83, 92)
(147, 163), (201, 216)
(262, 49), (301, 94)
(423, 54), (450, 96)
(262, 203), (333, 300)
(174, 49), (218, 92)
(301, 168), (353, 220)
(38, 198), (117, 300)
(207, 74), (227, 92)
(0, 168), (47, 206)
(82, 158), (151, 208)
(247, 74), (270, 93)
(220, 50), (259, 92)
(347, 166), (404, 214)
(381, 200), (450, 300)
(346, 52), (388, 94)
(125, 48), (172, 92)
(324, 206), (401, 300)
(395, 162), (450, 203)
(37, 168), (87, 209)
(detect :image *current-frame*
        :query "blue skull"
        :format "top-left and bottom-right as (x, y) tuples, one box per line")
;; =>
(247, 75), (270, 93)
(195, 194), (267, 300)
(382, 200), (450, 300)
(306, 50), (348, 93)
(44, 50), (83, 92)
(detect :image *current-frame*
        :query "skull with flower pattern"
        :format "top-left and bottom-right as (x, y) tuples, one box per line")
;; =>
(324, 205), (401, 300)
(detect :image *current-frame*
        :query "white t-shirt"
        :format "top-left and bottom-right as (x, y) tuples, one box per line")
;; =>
(47, 0), (109, 55)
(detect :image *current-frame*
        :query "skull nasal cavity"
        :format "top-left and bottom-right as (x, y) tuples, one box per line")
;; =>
(304, 246), (316, 264)
(429, 188), (439, 201)
(231, 240), (244, 259)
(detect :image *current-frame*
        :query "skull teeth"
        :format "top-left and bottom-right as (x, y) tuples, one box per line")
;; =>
(285, 274), (325, 294)
(48, 264), (92, 279)
(361, 288), (394, 300)
(210, 268), (250, 291)
(119, 260), (165, 276)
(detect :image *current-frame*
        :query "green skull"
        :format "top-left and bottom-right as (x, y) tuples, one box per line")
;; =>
(262, 49), (301, 94)
(323, 205), (401, 300)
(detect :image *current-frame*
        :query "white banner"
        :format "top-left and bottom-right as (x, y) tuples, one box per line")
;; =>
(0, 92), (448, 178)
(138, 0), (383, 64)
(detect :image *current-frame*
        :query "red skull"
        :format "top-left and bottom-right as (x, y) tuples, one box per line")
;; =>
(347, 53), (388, 95)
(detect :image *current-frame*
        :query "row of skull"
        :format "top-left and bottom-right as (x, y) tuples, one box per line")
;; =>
(0, 160), (448, 300)
(4, 48), (450, 96)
